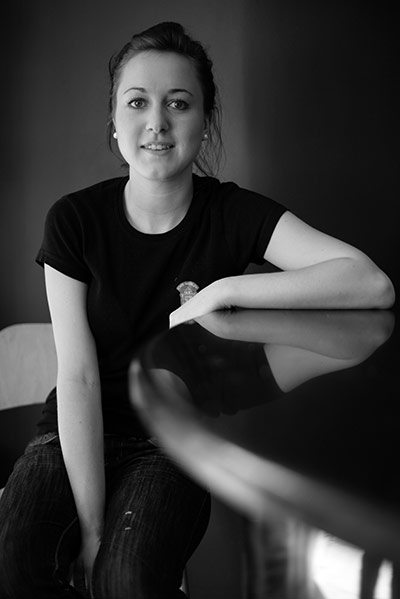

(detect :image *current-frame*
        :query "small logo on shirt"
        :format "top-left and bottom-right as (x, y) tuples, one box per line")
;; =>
(176, 281), (199, 305)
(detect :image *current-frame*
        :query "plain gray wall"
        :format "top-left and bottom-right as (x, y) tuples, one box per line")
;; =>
(1, 0), (398, 329)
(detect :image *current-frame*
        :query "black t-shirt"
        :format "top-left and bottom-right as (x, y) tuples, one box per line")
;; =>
(141, 323), (284, 418)
(36, 174), (286, 434)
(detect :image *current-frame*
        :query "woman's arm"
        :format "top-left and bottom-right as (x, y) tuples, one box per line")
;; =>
(196, 309), (394, 359)
(44, 265), (105, 583)
(170, 212), (395, 327)
(195, 309), (393, 393)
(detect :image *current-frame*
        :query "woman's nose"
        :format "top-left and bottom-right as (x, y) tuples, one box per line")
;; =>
(146, 106), (169, 134)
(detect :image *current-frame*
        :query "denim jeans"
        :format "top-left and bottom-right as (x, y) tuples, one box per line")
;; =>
(0, 433), (211, 599)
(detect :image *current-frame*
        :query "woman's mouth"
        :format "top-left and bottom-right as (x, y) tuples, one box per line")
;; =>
(142, 143), (175, 151)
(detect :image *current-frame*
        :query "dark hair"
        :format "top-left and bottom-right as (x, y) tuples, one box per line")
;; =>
(107, 22), (223, 176)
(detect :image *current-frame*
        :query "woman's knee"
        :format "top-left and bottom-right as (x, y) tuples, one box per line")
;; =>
(92, 549), (185, 599)
(0, 521), (43, 597)
(0, 507), (80, 598)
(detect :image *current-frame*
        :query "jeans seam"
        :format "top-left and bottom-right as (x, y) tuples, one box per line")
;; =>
(180, 491), (211, 565)
(53, 516), (79, 586)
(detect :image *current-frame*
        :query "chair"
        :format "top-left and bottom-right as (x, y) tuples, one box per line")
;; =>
(0, 323), (56, 497)
(0, 323), (56, 410)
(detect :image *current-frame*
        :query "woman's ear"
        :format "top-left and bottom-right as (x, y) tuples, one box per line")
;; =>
(202, 118), (210, 140)
(112, 119), (117, 139)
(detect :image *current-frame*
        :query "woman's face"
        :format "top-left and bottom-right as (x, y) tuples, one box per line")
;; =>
(113, 51), (207, 183)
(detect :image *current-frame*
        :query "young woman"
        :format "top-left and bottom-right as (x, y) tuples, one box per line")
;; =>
(0, 21), (395, 599)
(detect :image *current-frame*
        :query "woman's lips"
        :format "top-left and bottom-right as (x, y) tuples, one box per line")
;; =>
(141, 143), (175, 151)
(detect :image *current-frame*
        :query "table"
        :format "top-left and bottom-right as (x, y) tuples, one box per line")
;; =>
(129, 309), (399, 598)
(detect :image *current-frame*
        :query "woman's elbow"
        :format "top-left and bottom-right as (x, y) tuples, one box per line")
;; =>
(364, 264), (396, 309)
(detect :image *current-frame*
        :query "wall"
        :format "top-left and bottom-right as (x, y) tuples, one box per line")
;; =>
(242, 1), (399, 279)
(1, 0), (398, 329)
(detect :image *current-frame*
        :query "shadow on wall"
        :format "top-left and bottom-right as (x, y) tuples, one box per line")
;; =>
(241, 1), (398, 288)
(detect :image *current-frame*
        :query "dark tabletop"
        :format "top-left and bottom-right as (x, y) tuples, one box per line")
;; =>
(129, 309), (399, 564)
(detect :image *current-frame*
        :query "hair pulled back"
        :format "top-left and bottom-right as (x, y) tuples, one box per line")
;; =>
(108, 22), (223, 176)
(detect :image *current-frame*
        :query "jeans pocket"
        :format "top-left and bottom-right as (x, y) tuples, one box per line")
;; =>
(26, 432), (59, 450)
(147, 437), (159, 447)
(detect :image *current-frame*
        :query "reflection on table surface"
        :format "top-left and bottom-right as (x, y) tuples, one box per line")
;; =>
(129, 310), (399, 598)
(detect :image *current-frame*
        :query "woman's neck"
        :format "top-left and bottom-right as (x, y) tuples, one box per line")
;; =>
(123, 172), (194, 234)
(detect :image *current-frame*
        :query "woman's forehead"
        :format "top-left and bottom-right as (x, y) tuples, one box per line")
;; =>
(117, 51), (202, 95)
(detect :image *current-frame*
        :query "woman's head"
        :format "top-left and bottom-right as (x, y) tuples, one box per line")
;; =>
(108, 22), (223, 176)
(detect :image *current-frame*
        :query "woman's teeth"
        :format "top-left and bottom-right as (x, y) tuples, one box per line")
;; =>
(143, 144), (174, 150)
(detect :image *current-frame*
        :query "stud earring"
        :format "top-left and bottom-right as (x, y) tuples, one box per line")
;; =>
(202, 132), (208, 141)
(113, 131), (118, 139)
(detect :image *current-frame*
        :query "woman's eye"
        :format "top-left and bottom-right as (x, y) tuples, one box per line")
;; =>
(168, 99), (189, 110)
(129, 98), (146, 109)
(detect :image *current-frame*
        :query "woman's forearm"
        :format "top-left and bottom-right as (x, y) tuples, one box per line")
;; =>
(196, 309), (394, 359)
(170, 257), (395, 328)
(57, 378), (105, 536)
(225, 257), (395, 310)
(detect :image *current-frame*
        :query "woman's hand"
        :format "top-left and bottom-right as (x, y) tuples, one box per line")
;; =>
(79, 530), (102, 596)
(169, 279), (231, 328)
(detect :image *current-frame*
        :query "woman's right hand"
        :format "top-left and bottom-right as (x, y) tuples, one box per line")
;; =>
(169, 279), (230, 328)
(79, 529), (102, 596)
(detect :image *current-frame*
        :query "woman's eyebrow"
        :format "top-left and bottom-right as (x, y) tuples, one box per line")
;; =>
(123, 86), (193, 96)
(123, 87), (147, 95)
(168, 88), (193, 96)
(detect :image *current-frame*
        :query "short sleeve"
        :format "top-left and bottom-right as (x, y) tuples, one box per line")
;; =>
(220, 182), (287, 266)
(36, 196), (91, 283)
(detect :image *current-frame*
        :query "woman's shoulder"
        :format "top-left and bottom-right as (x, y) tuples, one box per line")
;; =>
(193, 175), (287, 237)
(49, 176), (128, 217)
(193, 173), (238, 197)
(193, 174), (281, 208)
(62, 176), (127, 205)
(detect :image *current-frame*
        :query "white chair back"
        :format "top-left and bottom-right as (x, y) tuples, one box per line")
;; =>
(0, 323), (57, 498)
(0, 323), (57, 410)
